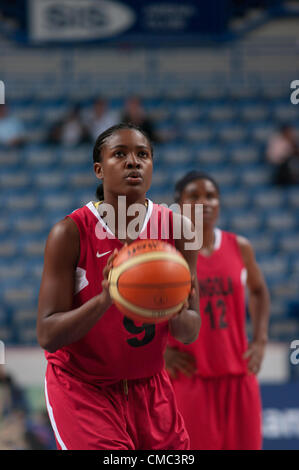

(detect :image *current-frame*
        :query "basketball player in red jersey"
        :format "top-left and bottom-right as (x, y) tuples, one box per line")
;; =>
(165, 171), (270, 450)
(37, 123), (201, 450)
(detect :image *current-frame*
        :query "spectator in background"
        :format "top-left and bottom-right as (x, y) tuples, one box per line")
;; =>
(0, 364), (29, 449)
(47, 104), (90, 147)
(266, 124), (299, 185)
(84, 97), (119, 141)
(0, 365), (55, 450)
(0, 104), (26, 148)
(121, 96), (159, 142)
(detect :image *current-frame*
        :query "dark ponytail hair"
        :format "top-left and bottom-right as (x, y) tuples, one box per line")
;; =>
(174, 170), (220, 203)
(93, 122), (153, 201)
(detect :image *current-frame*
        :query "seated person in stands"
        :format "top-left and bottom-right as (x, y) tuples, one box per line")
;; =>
(266, 124), (299, 185)
(83, 97), (119, 141)
(47, 105), (90, 147)
(121, 96), (160, 143)
(0, 105), (26, 148)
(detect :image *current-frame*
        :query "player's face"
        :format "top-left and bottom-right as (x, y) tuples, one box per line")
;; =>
(179, 178), (220, 228)
(94, 129), (153, 202)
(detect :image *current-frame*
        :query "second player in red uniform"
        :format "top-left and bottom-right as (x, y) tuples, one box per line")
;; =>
(165, 171), (270, 450)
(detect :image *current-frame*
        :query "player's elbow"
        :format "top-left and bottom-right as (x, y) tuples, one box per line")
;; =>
(36, 324), (58, 353)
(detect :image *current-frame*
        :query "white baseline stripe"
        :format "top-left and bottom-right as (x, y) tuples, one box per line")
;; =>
(45, 378), (68, 450)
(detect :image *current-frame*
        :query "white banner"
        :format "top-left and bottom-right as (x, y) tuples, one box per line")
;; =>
(29, 0), (136, 42)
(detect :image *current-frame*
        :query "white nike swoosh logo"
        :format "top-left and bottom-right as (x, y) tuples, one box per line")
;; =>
(96, 250), (112, 259)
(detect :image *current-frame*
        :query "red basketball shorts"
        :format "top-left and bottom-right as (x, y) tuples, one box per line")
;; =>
(171, 373), (262, 450)
(45, 363), (190, 450)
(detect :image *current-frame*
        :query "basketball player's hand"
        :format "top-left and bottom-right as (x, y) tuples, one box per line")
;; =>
(164, 346), (197, 379)
(243, 340), (266, 375)
(101, 249), (119, 307)
(175, 275), (196, 316)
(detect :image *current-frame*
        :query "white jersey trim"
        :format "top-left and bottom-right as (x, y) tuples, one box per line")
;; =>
(241, 267), (248, 286)
(86, 199), (154, 239)
(86, 201), (114, 237)
(45, 378), (68, 450)
(214, 228), (222, 251)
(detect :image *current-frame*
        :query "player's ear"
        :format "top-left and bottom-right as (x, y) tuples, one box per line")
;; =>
(94, 162), (104, 181)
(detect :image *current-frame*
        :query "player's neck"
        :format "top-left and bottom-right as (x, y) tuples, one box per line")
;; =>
(201, 227), (216, 253)
(102, 194), (148, 243)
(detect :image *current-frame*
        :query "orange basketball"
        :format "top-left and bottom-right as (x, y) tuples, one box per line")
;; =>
(108, 239), (191, 323)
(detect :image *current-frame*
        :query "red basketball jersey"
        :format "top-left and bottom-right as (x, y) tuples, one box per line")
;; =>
(169, 229), (248, 377)
(45, 200), (175, 385)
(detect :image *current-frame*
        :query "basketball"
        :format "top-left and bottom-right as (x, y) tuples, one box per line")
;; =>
(108, 240), (191, 323)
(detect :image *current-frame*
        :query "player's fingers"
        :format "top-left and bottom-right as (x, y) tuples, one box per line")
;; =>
(248, 363), (260, 375)
(243, 348), (253, 359)
(179, 364), (197, 377)
(173, 301), (188, 316)
(176, 356), (197, 375)
(188, 276), (196, 300)
(103, 249), (119, 280)
(165, 366), (177, 379)
(179, 351), (197, 364)
(107, 248), (118, 265)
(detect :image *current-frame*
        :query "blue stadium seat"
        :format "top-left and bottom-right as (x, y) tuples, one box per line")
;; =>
(230, 211), (264, 234)
(160, 145), (193, 165)
(0, 171), (31, 190)
(266, 210), (297, 232)
(221, 189), (250, 210)
(253, 188), (284, 210)
(5, 194), (38, 212)
(239, 104), (270, 122)
(279, 234), (299, 253)
(13, 216), (47, 235)
(216, 122), (248, 143)
(34, 170), (65, 190)
(248, 121), (275, 143)
(272, 102), (299, 123)
(182, 124), (215, 143)
(258, 255), (289, 282)
(25, 145), (58, 169)
(0, 265), (28, 306)
(286, 187), (299, 209)
(196, 145), (225, 164)
(0, 149), (22, 169)
(247, 232), (275, 255)
(68, 171), (97, 189)
(269, 319), (299, 342)
(230, 144), (261, 164)
(175, 104), (202, 123)
(207, 105), (237, 122)
(241, 166), (272, 186)
(40, 192), (74, 212)
(60, 145), (91, 167)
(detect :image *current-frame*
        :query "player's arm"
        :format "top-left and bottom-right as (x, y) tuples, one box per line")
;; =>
(37, 217), (116, 353)
(237, 235), (270, 374)
(169, 213), (201, 345)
